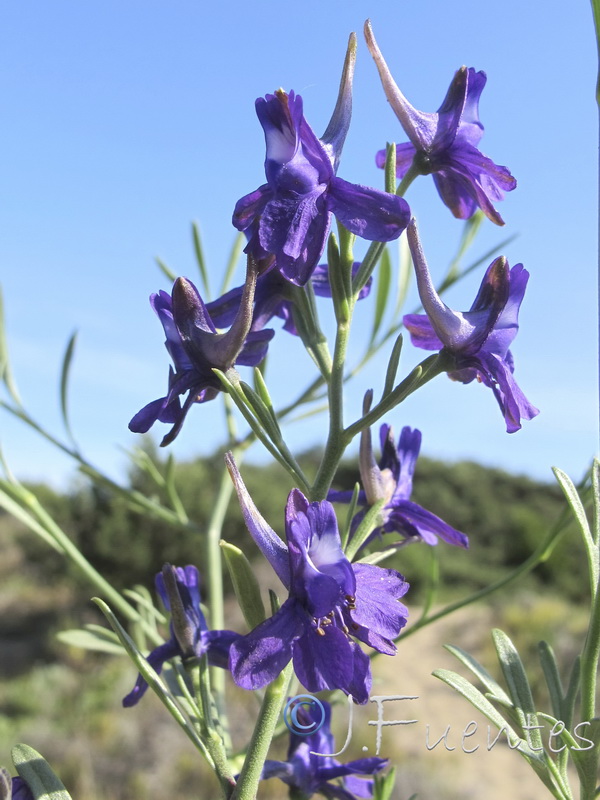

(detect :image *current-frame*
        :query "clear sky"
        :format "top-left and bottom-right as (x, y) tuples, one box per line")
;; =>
(0, 0), (598, 488)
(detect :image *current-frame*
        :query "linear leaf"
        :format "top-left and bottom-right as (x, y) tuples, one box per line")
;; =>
(192, 222), (211, 298)
(444, 644), (512, 704)
(59, 331), (78, 444)
(492, 629), (542, 747)
(56, 627), (124, 655)
(93, 598), (212, 761)
(370, 246), (392, 343)
(220, 232), (245, 294)
(393, 234), (412, 316)
(538, 641), (565, 721)
(382, 334), (403, 399)
(0, 481), (64, 553)
(0, 286), (22, 405)
(155, 257), (177, 283)
(221, 540), (266, 630)
(12, 744), (72, 800)
(553, 466), (598, 591)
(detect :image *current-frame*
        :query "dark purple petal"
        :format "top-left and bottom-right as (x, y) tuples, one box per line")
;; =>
(433, 66), (469, 152)
(391, 500), (469, 548)
(232, 184), (272, 231)
(11, 778), (34, 800)
(393, 426), (422, 500)
(236, 328), (275, 366)
(328, 178), (410, 242)
(230, 599), (303, 690)
(402, 313), (444, 351)
(225, 453), (291, 587)
(350, 563), (409, 644)
(476, 351), (539, 433)
(122, 640), (179, 707)
(375, 142), (417, 180)
(482, 263), (528, 358)
(204, 629), (241, 668)
(260, 191), (331, 286)
(291, 624), (358, 697)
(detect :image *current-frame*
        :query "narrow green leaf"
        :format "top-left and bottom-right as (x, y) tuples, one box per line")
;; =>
(0, 286), (22, 405)
(93, 598), (212, 761)
(240, 381), (282, 442)
(253, 368), (279, 430)
(373, 766), (396, 800)
(340, 482), (360, 551)
(370, 246), (392, 344)
(122, 588), (166, 623)
(393, 234), (412, 316)
(345, 499), (385, 561)
(593, 459), (600, 546)
(221, 540), (266, 630)
(384, 142), (396, 194)
(444, 644), (512, 705)
(433, 669), (529, 754)
(382, 334), (403, 399)
(0, 481), (64, 553)
(192, 222), (211, 299)
(56, 627), (124, 655)
(12, 744), (72, 800)
(441, 212), (484, 289)
(220, 232), (245, 295)
(155, 257), (177, 283)
(59, 331), (78, 444)
(492, 629), (542, 747)
(538, 641), (565, 721)
(553, 466), (598, 592)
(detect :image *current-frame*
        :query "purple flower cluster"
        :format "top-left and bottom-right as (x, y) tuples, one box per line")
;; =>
(365, 21), (516, 224)
(262, 700), (387, 799)
(123, 565), (239, 707)
(226, 454), (408, 705)
(329, 419), (468, 551)
(403, 220), (538, 432)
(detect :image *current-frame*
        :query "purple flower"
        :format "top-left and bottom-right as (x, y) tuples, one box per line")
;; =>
(207, 262), (371, 337)
(0, 774), (33, 800)
(403, 220), (539, 433)
(123, 565), (239, 707)
(233, 36), (410, 286)
(129, 259), (274, 446)
(262, 699), (387, 799)
(225, 454), (409, 705)
(329, 416), (468, 551)
(365, 21), (516, 225)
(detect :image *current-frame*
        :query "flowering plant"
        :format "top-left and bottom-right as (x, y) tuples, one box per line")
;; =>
(0, 13), (598, 800)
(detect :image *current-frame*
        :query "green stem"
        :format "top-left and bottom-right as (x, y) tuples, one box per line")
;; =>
(206, 459), (239, 696)
(397, 506), (571, 643)
(230, 663), (293, 800)
(344, 353), (445, 441)
(311, 315), (352, 501)
(580, 574), (600, 723)
(190, 659), (236, 799)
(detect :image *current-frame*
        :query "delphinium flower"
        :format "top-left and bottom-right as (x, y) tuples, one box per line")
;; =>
(0, 770), (33, 800)
(329, 401), (468, 552)
(233, 35), (410, 286)
(403, 220), (539, 432)
(261, 700), (387, 799)
(206, 262), (371, 336)
(123, 565), (239, 707)
(364, 20), (516, 225)
(128, 256), (274, 446)
(225, 454), (409, 705)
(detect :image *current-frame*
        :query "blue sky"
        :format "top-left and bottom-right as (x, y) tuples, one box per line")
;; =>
(0, 0), (598, 488)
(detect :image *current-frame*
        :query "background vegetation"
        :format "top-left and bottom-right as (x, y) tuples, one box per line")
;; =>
(0, 449), (590, 799)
